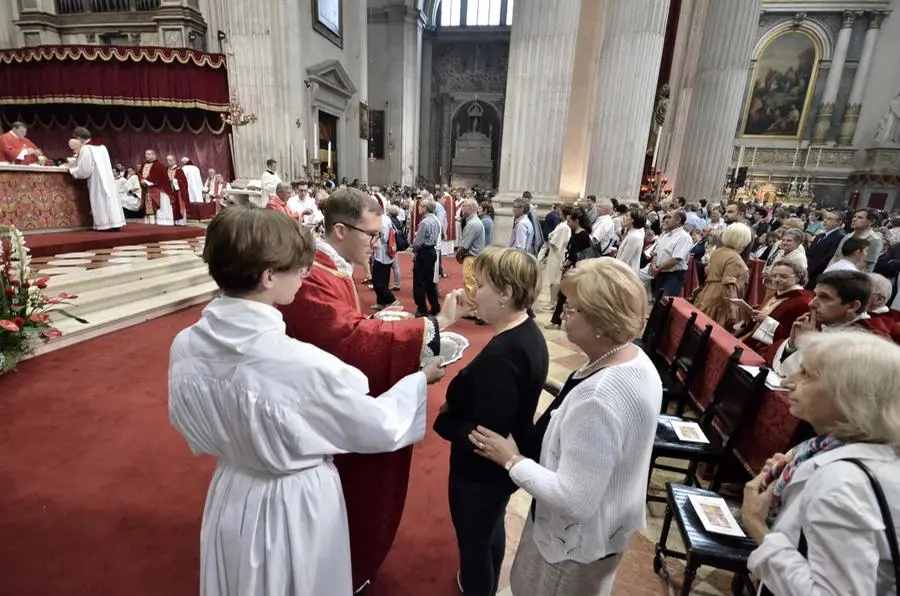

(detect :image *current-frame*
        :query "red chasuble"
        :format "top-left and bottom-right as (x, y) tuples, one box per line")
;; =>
(1, 131), (41, 164)
(741, 288), (812, 364)
(139, 160), (181, 218)
(441, 194), (458, 242)
(868, 311), (900, 343)
(408, 196), (423, 244)
(280, 248), (433, 590)
(169, 166), (190, 217)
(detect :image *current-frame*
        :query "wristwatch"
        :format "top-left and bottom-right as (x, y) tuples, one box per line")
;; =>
(504, 455), (522, 472)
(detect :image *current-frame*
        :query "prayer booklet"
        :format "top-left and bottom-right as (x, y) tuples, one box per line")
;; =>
(670, 420), (709, 443)
(688, 495), (746, 537)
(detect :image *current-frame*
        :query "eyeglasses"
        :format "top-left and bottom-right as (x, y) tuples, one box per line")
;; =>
(337, 221), (380, 246)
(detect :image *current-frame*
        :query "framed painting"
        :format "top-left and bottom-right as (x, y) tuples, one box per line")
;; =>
(312, 0), (342, 48)
(741, 30), (820, 139)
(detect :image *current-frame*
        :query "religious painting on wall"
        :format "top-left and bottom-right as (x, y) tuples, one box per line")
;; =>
(741, 31), (819, 139)
(312, 0), (342, 48)
(359, 102), (369, 140)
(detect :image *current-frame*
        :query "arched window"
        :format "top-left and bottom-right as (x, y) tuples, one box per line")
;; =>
(440, 0), (512, 27)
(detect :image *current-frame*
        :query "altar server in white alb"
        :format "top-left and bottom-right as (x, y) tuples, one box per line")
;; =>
(179, 156), (206, 204)
(67, 127), (126, 231)
(168, 206), (445, 596)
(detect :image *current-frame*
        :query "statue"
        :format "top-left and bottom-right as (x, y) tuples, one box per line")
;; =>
(468, 101), (484, 133)
(874, 93), (900, 145)
(789, 178), (799, 196)
(647, 84), (670, 157)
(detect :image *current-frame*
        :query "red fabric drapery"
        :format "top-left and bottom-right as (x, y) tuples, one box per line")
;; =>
(2, 106), (234, 180)
(0, 45), (229, 111)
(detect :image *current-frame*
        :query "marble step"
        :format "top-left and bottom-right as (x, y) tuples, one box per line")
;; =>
(37, 281), (218, 355)
(45, 255), (202, 297)
(59, 267), (212, 316)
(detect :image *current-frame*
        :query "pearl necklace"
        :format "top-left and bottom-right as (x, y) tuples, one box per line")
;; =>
(574, 343), (630, 378)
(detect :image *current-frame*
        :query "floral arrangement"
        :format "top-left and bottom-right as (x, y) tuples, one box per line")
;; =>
(221, 92), (259, 127)
(0, 225), (77, 375)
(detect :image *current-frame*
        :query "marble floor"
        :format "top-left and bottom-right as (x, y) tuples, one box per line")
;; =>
(493, 294), (738, 596)
(29, 237), (205, 276)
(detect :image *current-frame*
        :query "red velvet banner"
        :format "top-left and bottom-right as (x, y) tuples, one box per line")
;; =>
(0, 45), (229, 112)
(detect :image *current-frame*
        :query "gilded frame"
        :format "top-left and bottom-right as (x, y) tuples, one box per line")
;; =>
(312, 0), (343, 49)
(740, 29), (821, 140)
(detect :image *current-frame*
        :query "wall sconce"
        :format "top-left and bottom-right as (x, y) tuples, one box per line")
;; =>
(295, 118), (302, 128)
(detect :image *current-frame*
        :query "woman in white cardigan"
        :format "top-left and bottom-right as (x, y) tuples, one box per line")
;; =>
(615, 206), (646, 275)
(470, 258), (663, 595)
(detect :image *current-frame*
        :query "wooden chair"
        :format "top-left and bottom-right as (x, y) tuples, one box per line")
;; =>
(658, 312), (713, 416)
(635, 290), (671, 368)
(647, 348), (767, 504)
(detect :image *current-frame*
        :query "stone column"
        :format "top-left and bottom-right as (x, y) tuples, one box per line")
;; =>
(497, 0), (581, 199)
(383, 5), (424, 186)
(418, 36), (434, 182)
(811, 11), (856, 144)
(838, 12), (885, 146)
(674, 0), (761, 202)
(583, 0), (672, 201)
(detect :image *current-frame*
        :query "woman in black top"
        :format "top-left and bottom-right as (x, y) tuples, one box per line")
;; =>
(547, 208), (594, 328)
(434, 246), (549, 596)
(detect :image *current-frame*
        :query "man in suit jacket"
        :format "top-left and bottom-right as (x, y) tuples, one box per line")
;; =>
(806, 211), (845, 290)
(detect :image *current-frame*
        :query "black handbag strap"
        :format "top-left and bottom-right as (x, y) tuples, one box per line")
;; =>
(845, 458), (900, 595)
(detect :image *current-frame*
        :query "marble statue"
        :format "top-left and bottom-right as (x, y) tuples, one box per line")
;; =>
(874, 93), (900, 145)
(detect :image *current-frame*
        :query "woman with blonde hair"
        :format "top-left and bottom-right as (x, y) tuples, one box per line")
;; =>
(470, 258), (662, 596)
(741, 330), (900, 595)
(692, 222), (753, 327)
(434, 246), (549, 596)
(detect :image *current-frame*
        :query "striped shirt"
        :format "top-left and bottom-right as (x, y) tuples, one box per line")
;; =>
(414, 213), (441, 249)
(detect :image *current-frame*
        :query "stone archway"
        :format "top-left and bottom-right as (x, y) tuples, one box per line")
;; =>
(448, 99), (502, 188)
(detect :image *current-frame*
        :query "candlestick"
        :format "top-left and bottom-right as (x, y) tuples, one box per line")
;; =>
(327, 142), (332, 170)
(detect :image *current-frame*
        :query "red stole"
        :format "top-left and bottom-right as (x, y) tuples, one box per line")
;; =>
(139, 160), (176, 216)
(278, 248), (426, 589)
(442, 194), (457, 241)
(266, 196), (297, 220)
(1, 131), (40, 164)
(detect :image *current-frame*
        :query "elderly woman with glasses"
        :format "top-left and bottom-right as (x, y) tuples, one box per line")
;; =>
(741, 330), (900, 595)
(470, 258), (662, 596)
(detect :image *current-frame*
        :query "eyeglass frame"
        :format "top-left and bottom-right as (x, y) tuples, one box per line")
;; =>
(336, 221), (381, 246)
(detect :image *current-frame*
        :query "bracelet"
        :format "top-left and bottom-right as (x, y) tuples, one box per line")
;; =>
(504, 454), (522, 472)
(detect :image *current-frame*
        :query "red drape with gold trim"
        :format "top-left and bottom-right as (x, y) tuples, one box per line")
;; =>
(0, 45), (229, 111)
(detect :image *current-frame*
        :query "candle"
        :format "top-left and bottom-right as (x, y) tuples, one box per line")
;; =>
(803, 147), (811, 170)
(651, 124), (664, 170)
(751, 146), (758, 168)
(792, 147), (799, 168)
(303, 140), (308, 166)
(736, 145), (745, 170)
(814, 148), (822, 171)
(327, 142), (332, 170)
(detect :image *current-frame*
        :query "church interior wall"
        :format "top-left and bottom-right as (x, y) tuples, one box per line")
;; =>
(856, 0), (900, 150)
(0, 1), (22, 48)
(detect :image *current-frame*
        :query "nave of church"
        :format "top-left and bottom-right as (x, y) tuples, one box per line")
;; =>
(3, 0), (900, 595)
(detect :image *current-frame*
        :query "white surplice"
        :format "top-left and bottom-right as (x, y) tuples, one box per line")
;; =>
(182, 163), (205, 203)
(69, 143), (126, 230)
(168, 298), (428, 596)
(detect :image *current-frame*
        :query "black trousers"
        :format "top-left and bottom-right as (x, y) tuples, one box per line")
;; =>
(413, 245), (440, 315)
(551, 290), (567, 325)
(448, 473), (511, 596)
(654, 270), (687, 298)
(371, 260), (396, 305)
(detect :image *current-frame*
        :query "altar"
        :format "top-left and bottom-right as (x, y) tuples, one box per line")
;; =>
(0, 164), (92, 232)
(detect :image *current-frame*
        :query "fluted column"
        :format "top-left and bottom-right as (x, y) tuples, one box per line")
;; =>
(811, 11), (856, 144)
(674, 0), (761, 202)
(838, 11), (885, 146)
(584, 0), (671, 201)
(498, 0), (581, 198)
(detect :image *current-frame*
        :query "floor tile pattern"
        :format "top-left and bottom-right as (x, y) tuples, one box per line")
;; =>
(29, 238), (205, 276)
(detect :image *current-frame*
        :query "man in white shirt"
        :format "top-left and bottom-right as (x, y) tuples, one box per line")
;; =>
(652, 211), (693, 297)
(829, 209), (883, 272)
(508, 198), (535, 253)
(590, 198), (617, 255)
(823, 236), (869, 274)
(286, 180), (323, 228)
(180, 157), (205, 204)
(259, 158), (281, 208)
(67, 127), (126, 231)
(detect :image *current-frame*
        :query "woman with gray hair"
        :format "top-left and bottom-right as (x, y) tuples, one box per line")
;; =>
(764, 227), (808, 287)
(741, 330), (900, 595)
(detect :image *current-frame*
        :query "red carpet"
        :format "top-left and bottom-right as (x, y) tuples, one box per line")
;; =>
(0, 253), (490, 596)
(25, 223), (205, 258)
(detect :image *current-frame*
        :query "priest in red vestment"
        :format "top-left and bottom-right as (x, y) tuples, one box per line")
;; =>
(166, 154), (190, 222)
(140, 149), (183, 225)
(734, 261), (813, 364)
(441, 192), (458, 244)
(1, 122), (43, 164)
(280, 187), (468, 593)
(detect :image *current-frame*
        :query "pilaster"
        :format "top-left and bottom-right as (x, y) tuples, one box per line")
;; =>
(838, 11), (884, 146)
(811, 11), (856, 144)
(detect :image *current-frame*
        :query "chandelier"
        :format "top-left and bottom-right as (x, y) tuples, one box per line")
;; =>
(221, 92), (258, 127)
